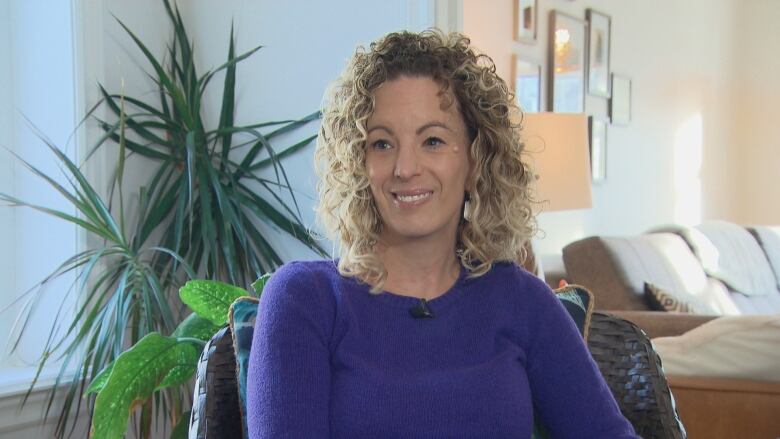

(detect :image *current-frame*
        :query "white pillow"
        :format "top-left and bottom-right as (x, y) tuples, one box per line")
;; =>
(651, 314), (780, 382)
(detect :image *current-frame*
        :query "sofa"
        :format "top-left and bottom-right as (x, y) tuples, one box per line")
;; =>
(561, 220), (780, 438)
(563, 221), (780, 332)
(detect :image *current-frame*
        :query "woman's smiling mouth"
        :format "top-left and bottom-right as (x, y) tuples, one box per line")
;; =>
(392, 190), (434, 206)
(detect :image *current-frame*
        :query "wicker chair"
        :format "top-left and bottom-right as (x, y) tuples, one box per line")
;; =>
(587, 312), (686, 439)
(188, 312), (686, 438)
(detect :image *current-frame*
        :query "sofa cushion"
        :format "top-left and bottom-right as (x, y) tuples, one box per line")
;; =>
(748, 226), (780, 291)
(563, 233), (728, 311)
(604, 233), (716, 300)
(652, 313), (780, 382)
(562, 236), (650, 311)
(689, 221), (776, 297)
(645, 282), (711, 313)
(644, 281), (739, 315)
(727, 290), (780, 315)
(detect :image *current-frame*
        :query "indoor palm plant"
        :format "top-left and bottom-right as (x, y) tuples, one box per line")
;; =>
(0, 1), (325, 437)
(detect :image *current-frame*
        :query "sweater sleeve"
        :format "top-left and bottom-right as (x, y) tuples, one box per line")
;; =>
(246, 262), (334, 438)
(523, 277), (640, 439)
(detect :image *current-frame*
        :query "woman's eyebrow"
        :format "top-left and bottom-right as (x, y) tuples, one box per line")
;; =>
(366, 125), (393, 136)
(366, 121), (452, 136)
(416, 121), (452, 135)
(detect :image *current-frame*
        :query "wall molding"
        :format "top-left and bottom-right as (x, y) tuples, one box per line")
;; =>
(434, 0), (463, 32)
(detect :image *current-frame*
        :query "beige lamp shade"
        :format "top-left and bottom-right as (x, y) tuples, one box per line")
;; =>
(518, 113), (592, 212)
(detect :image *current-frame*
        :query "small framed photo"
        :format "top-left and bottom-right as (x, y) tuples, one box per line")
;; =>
(513, 56), (541, 112)
(610, 74), (631, 125)
(548, 11), (586, 113)
(586, 9), (611, 97)
(515, 0), (538, 43)
(589, 116), (608, 182)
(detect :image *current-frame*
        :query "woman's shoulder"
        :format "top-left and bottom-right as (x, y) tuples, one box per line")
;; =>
(489, 261), (553, 293)
(483, 261), (562, 311)
(270, 259), (340, 282)
(260, 259), (341, 312)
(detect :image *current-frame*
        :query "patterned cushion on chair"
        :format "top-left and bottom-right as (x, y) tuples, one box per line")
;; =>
(554, 284), (595, 340)
(228, 296), (260, 439)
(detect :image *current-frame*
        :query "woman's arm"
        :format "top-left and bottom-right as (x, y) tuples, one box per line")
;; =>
(246, 262), (334, 438)
(524, 280), (640, 438)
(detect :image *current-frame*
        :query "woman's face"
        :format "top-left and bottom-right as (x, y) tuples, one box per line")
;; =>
(364, 75), (472, 247)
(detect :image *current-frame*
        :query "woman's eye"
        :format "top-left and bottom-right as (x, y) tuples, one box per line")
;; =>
(371, 140), (391, 150)
(424, 137), (444, 148)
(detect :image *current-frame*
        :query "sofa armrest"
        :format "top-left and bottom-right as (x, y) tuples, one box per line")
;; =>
(604, 310), (718, 338)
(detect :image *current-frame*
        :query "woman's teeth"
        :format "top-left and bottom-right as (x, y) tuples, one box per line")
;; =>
(397, 192), (431, 202)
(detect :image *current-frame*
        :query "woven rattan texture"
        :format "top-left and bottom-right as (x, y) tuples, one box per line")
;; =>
(189, 326), (243, 439)
(588, 312), (687, 439)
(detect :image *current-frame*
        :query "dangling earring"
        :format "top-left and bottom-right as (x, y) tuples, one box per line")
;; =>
(463, 192), (473, 222)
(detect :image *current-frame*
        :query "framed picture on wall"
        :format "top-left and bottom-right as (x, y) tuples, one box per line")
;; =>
(610, 74), (631, 125)
(548, 11), (586, 113)
(513, 56), (541, 112)
(589, 116), (608, 182)
(515, 0), (538, 43)
(586, 9), (611, 97)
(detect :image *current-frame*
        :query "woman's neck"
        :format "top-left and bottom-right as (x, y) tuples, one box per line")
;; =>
(375, 238), (462, 300)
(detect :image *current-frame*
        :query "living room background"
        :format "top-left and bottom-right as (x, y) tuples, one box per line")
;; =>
(462, 0), (780, 258)
(0, 0), (778, 436)
(87, 0), (780, 265)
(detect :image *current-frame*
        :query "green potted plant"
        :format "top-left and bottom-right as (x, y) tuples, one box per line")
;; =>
(0, 1), (325, 437)
(86, 277), (259, 439)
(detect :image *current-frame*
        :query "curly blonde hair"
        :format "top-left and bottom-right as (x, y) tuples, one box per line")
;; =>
(315, 29), (536, 293)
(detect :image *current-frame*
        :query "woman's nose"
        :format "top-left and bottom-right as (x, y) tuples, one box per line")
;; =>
(393, 144), (422, 179)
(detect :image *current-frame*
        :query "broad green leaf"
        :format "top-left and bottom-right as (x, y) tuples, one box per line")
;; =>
(252, 273), (272, 296)
(157, 348), (198, 390)
(179, 280), (248, 326)
(172, 312), (220, 341)
(85, 361), (114, 395)
(90, 333), (199, 439)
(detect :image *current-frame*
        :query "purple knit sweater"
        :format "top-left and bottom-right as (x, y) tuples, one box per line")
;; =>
(247, 260), (638, 438)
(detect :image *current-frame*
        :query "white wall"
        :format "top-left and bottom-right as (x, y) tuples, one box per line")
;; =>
(463, 0), (770, 260)
(734, 0), (780, 225)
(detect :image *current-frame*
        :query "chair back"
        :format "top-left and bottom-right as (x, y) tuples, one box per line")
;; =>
(189, 326), (242, 438)
(588, 312), (686, 438)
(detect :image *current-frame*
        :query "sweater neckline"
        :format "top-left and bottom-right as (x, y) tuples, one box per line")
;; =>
(374, 263), (470, 310)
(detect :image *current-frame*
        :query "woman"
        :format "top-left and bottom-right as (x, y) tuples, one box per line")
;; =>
(247, 30), (638, 438)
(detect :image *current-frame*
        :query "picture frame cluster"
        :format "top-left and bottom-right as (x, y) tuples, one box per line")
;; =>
(511, 2), (632, 182)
